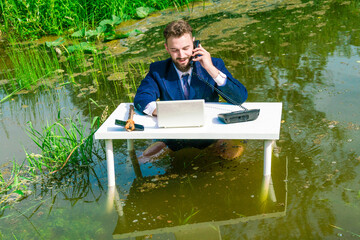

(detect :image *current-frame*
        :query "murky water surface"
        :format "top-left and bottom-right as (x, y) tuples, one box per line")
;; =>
(1, 0), (360, 239)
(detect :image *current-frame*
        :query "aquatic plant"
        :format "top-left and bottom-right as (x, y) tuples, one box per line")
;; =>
(0, 161), (33, 209)
(70, 15), (143, 42)
(4, 42), (62, 90)
(25, 116), (99, 174)
(0, 0), (201, 39)
(174, 207), (200, 225)
(1, 36), (149, 104)
(0, 114), (101, 212)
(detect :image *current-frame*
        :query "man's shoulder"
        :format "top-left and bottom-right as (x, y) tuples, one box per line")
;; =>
(150, 58), (172, 69)
(211, 57), (225, 65)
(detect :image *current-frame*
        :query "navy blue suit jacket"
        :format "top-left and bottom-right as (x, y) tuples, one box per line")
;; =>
(134, 57), (247, 113)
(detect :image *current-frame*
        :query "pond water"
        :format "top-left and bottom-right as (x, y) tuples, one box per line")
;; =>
(1, 0), (360, 239)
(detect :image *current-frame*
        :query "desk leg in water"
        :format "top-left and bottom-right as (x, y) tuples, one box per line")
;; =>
(264, 140), (274, 176)
(105, 139), (116, 186)
(127, 139), (134, 151)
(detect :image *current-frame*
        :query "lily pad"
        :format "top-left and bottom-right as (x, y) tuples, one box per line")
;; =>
(136, 7), (155, 19)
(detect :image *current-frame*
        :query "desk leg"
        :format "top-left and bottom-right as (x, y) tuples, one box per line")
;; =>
(264, 140), (274, 176)
(127, 139), (134, 151)
(107, 185), (124, 216)
(128, 149), (143, 179)
(106, 139), (116, 187)
(260, 175), (277, 203)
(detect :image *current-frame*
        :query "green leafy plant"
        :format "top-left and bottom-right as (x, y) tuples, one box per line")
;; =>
(70, 15), (141, 42)
(0, 0), (201, 40)
(136, 7), (155, 19)
(67, 42), (98, 54)
(25, 116), (98, 174)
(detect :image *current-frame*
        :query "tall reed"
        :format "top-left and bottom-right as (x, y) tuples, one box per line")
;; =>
(0, 0), (200, 39)
(3, 38), (62, 91)
(26, 116), (98, 174)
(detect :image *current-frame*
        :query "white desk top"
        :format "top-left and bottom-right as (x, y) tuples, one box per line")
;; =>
(94, 102), (282, 140)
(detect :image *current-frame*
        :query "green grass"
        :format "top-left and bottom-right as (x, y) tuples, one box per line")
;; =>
(0, 0), (201, 40)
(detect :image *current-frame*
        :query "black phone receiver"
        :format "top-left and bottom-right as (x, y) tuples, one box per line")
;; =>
(190, 40), (200, 67)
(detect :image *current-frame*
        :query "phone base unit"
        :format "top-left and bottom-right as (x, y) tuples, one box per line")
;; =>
(218, 109), (260, 124)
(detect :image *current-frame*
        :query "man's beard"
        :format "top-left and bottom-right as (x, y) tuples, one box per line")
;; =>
(173, 57), (191, 72)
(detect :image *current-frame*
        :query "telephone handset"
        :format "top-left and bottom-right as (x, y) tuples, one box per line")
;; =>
(190, 40), (200, 67)
(190, 39), (260, 123)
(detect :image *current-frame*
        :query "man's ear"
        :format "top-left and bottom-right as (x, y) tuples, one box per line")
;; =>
(193, 37), (195, 42)
(164, 43), (170, 54)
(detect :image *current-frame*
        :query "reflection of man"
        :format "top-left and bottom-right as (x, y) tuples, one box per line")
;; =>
(134, 19), (248, 157)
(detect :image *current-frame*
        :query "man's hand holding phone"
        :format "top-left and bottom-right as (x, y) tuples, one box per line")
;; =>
(192, 40), (220, 79)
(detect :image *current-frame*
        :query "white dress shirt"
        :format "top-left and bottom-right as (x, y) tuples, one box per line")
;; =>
(143, 65), (227, 116)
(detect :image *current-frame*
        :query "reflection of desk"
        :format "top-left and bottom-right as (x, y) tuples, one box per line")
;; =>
(95, 102), (282, 186)
(109, 156), (287, 239)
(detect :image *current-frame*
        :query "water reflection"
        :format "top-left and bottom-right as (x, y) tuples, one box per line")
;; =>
(108, 148), (287, 239)
(1, 0), (360, 239)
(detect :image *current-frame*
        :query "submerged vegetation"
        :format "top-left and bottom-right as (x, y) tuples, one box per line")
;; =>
(0, 115), (101, 211)
(0, 36), (147, 103)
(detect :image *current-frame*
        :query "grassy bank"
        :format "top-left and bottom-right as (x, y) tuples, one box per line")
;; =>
(0, 0), (200, 40)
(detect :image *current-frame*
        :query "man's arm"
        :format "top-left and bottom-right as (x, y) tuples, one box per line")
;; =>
(215, 58), (248, 104)
(134, 63), (160, 114)
(192, 44), (247, 104)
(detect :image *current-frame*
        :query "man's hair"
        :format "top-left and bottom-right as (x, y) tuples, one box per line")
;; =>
(163, 19), (192, 42)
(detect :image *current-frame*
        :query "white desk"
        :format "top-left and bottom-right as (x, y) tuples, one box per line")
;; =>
(95, 102), (282, 186)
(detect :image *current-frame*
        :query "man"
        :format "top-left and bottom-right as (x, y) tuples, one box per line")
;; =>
(134, 19), (247, 158)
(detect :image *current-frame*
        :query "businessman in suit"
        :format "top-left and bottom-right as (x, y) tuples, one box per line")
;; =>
(134, 19), (247, 158)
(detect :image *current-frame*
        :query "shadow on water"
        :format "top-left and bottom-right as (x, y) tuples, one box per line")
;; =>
(1, 0), (360, 239)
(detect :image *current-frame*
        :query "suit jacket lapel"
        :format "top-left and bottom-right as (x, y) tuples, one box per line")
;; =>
(164, 62), (185, 100)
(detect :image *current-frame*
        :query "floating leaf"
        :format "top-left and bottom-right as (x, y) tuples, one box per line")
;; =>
(45, 37), (65, 47)
(77, 92), (85, 98)
(136, 7), (154, 19)
(104, 29), (141, 42)
(67, 42), (97, 53)
(107, 72), (128, 81)
(119, 29), (142, 38)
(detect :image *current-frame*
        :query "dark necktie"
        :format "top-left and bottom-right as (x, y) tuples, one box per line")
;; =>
(182, 74), (190, 99)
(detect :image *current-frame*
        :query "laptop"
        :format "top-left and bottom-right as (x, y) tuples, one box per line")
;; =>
(156, 99), (205, 128)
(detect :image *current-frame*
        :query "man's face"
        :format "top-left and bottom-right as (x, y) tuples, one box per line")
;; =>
(165, 33), (194, 72)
